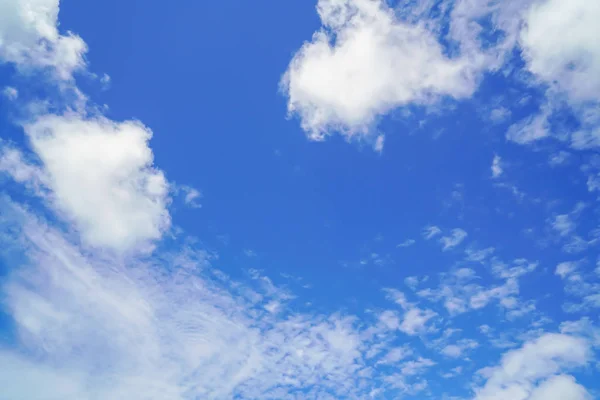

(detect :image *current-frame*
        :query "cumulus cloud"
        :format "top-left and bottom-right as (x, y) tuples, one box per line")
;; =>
(0, 0), (87, 79)
(520, 0), (600, 104)
(1, 113), (171, 251)
(509, 0), (600, 148)
(472, 333), (591, 400)
(281, 0), (478, 142)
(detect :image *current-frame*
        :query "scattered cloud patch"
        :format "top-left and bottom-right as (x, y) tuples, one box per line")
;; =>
(2, 86), (18, 100)
(440, 228), (468, 251)
(423, 225), (442, 240)
(491, 155), (503, 179)
(397, 239), (416, 248)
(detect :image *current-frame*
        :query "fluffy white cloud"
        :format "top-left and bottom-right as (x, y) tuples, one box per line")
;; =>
(281, 0), (478, 142)
(520, 0), (600, 104)
(508, 0), (600, 148)
(0, 0), (87, 79)
(473, 333), (591, 400)
(2, 113), (171, 251)
(400, 307), (436, 335)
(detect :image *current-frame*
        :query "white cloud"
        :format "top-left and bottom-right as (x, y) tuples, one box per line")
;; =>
(100, 73), (111, 89)
(423, 225), (441, 240)
(400, 357), (435, 376)
(441, 339), (478, 358)
(554, 261), (577, 279)
(397, 239), (415, 248)
(528, 375), (591, 400)
(441, 344), (462, 358)
(465, 247), (495, 263)
(0, 199), (430, 399)
(552, 215), (574, 237)
(470, 278), (519, 310)
(383, 288), (437, 335)
(176, 185), (201, 208)
(440, 228), (468, 251)
(513, 0), (600, 149)
(489, 107), (511, 123)
(506, 104), (551, 144)
(377, 346), (412, 365)
(0, 145), (46, 192)
(0, 0), (87, 79)
(472, 333), (591, 400)
(1, 113), (171, 251)
(549, 151), (570, 167)
(281, 0), (478, 141)
(373, 134), (384, 152)
(399, 307), (436, 336)
(491, 155), (503, 179)
(2, 86), (18, 100)
(520, 0), (600, 104)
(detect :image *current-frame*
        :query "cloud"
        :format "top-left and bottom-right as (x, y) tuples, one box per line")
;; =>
(441, 339), (478, 358)
(0, 198), (452, 399)
(400, 357), (435, 376)
(440, 228), (468, 251)
(491, 155), (503, 178)
(1, 113), (171, 251)
(423, 225), (442, 240)
(472, 333), (591, 400)
(511, 0), (600, 149)
(2, 86), (18, 100)
(489, 107), (511, 123)
(554, 261), (577, 279)
(506, 104), (551, 144)
(399, 307), (436, 335)
(552, 215), (575, 237)
(549, 151), (571, 167)
(0, 0), (87, 79)
(384, 288), (437, 335)
(550, 202), (585, 240)
(520, 0), (600, 104)
(281, 0), (478, 141)
(397, 239), (416, 248)
(465, 247), (495, 263)
(175, 185), (202, 209)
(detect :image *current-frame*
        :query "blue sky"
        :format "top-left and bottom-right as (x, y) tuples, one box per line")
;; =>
(0, 0), (599, 399)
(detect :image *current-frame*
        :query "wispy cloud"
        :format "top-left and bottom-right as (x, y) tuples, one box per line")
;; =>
(397, 239), (416, 248)
(423, 225), (442, 240)
(440, 228), (468, 251)
(0, 198), (441, 398)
